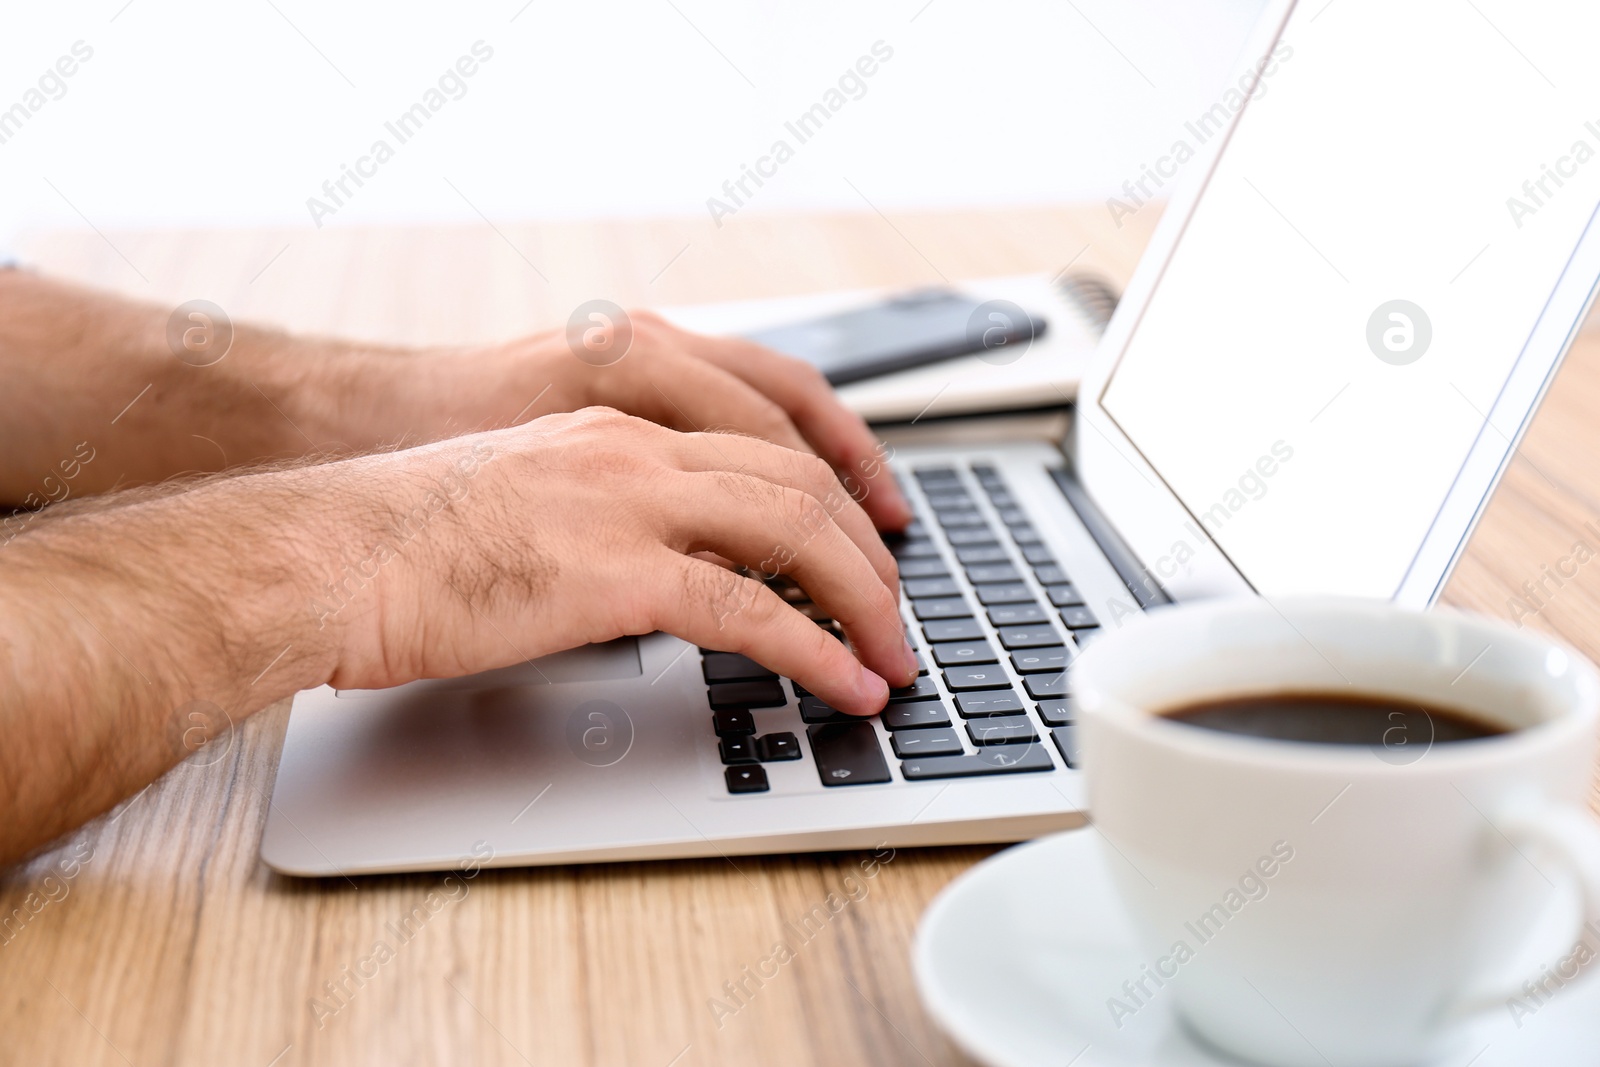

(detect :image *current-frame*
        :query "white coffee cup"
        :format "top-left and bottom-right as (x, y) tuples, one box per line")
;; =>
(1073, 597), (1600, 1067)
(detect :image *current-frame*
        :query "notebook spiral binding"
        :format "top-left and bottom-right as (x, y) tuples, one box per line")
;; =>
(1053, 271), (1120, 337)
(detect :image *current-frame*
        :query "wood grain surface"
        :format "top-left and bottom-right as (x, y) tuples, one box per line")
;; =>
(2, 203), (1596, 1066)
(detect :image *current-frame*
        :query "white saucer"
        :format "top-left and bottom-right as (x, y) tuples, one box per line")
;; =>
(912, 828), (1600, 1067)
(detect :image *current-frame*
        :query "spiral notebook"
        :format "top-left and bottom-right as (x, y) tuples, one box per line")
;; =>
(658, 271), (1119, 424)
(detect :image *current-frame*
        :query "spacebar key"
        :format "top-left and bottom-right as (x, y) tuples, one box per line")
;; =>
(807, 722), (893, 786)
(900, 745), (1055, 780)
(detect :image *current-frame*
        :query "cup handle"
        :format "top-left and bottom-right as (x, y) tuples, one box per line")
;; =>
(1450, 801), (1600, 1017)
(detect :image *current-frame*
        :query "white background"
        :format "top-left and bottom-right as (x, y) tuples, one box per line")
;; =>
(0, 0), (1263, 234)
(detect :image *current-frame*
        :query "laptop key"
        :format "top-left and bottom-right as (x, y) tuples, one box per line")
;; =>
(799, 695), (852, 724)
(891, 539), (941, 559)
(1073, 627), (1101, 647)
(1046, 583), (1085, 608)
(1060, 606), (1100, 630)
(924, 492), (974, 510)
(967, 716), (1039, 746)
(1023, 673), (1069, 700)
(965, 563), (1021, 585)
(720, 735), (759, 763)
(900, 744), (1054, 780)
(808, 722), (893, 786)
(913, 466), (961, 484)
(897, 558), (951, 579)
(891, 727), (964, 758)
(1021, 544), (1056, 565)
(1009, 524), (1043, 544)
(702, 653), (778, 684)
(904, 577), (961, 599)
(1011, 646), (1072, 674)
(942, 665), (1011, 692)
(923, 617), (985, 643)
(996, 508), (1030, 526)
(955, 691), (1026, 718)
(931, 639), (998, 667)
(709, 680), (787, 709)
(881, 703), (952, 730)
(998, 625), (1062, 650)
(886, 676), (942, 703)
(945, 528), (1000, 546)
(976, 582), (1035, 605)
(1051, 725), (1080, 767)
(937, 511), (989, 528)
(1033, 564), (1070, 586)
(713, 708), (756, 736)
(988, 603), (1049, 627)
(955, 544), (1010, 565)
(756, 732), (801, 761)
(725, 765), (770, 793)
(1037, 698), (1074, 727)
(913, 597), (973, 620)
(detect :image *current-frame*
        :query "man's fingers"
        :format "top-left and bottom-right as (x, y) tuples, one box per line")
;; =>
(681, 335), (912, 531)
(662, 555), (889, 715)
(575, 315), (909, 530)
(665, 471), (916, 689)
(659, 429), (900, 596)
(592, 352), (813, 456)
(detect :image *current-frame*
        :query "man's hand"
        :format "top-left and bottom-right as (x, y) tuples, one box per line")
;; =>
(337, 310), (915, 532)
(0, 276), (911, 535)
(0, 409), (914, 864)
(325, 407), (917, 704)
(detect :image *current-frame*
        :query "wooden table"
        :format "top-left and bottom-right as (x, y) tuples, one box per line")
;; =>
(4, 205), (1598, 1066)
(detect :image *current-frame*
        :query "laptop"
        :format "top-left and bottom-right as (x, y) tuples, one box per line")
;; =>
(262, 0), (1600, 875)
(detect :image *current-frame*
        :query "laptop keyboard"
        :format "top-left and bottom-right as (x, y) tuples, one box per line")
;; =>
(702, 463), (1098, 795)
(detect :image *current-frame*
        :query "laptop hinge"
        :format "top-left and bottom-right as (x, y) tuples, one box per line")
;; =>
(1049, 467), (1171, 610)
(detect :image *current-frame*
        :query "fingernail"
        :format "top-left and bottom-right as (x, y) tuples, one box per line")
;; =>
(857, 665), (890, 708)
(903, 639), (920, 678)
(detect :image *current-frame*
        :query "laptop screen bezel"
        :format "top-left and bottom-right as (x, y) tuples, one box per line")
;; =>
(1071, 0), (1600, 608)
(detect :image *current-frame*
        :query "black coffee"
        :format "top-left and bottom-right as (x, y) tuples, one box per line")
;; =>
(1161, 691), (1506, 746)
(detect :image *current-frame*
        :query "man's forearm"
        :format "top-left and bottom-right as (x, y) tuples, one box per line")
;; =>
(0, 271), (451, 506)
(0, 428), (520, 865)
(0, 466), (350, 864)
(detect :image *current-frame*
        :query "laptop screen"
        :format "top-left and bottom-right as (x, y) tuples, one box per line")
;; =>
(1098, 0), (1600, 598)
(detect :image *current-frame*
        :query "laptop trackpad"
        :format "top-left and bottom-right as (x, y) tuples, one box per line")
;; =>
(339, 638), (644, 694)
(477, 638), (643, 685)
